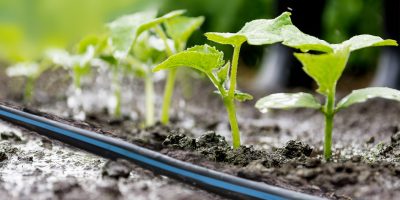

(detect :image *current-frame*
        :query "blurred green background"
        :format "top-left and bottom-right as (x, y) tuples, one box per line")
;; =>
(0, 0), (385, 72)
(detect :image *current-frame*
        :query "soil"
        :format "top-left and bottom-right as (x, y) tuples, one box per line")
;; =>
(1, 68), (400, 200)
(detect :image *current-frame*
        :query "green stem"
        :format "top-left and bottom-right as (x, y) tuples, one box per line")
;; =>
(155, 25), (173, 57)
(324, 92), (335, 160)
(156, 25), (177, 125)
(24, 77), (35, 102)
(73, 67), (81, 89)
(226, 43), (243, 149)
(228, 44), (242, 97)
(224, 98), (241, 148)
(145, 73), (155, 127)
(112, 68), (121, 118)
(160, 68), (177, 125)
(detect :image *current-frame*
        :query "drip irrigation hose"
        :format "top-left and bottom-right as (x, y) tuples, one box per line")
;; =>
(0, 105), (324, 200)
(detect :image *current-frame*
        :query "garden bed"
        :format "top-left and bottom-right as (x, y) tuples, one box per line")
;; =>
(1, 69), (400, 199)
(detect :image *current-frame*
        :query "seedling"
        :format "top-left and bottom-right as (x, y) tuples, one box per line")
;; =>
(6, 61), (49, 102)
(256, 26), (399, 160)
(159, 14), (205, 125)
(154, 12), (294, 148)
(46, 35), (98, 90)
(107, 9), (203, 125)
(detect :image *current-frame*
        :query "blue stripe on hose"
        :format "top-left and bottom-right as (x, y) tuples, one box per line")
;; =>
(0, 109), (286, 200)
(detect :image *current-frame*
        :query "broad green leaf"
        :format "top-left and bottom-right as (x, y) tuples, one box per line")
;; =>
(336, 87), (400, 111)
(153, 45), (224, 74)
(255, 92), (321, 113)
(281, 25), (333, 53)
(332, 34), (398, 51)
(216, 61), (230, 84)
(165, 16), (205, 50)
(205, 12), (292, 46)
(107, 10), (157, 59)
(135, 10), (186, 40)
(6, 62), (44, 78)
(234, 91), (253, 102)
(237, 12), (292, 45)
(294, 48), (350, 96)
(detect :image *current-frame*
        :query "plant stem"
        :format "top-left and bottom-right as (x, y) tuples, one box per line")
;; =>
(155, 25), (177, 125)
(228, 44), (242, 97)
(145, 73), (155, 127)
(24, 77), (34, 102)
(224, 98), (241, 148)
(226, 43), (243, 149)
(73, 67), (81, 89)
(112, 68), (121, 118)
(324, 91), (335, 160)
(155, 26), (173, 57)
(160, 68), (177, 125)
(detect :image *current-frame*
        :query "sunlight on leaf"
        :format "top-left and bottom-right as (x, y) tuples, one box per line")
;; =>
(255, 92), (322, 113)
(205, 12), (292, 46)
(332, 35), (398, 51)
(336, 87), (400, 111)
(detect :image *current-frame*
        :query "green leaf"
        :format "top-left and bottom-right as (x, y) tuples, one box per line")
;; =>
(281, 25), (333, 53)
(255, 92), (322, 113)
(294, 48), (350, 96)
(99, 55), (118, 66)
(281, 30), (397, 53)
(333, 34), (398, 51)
(234, 91), (253, 102)
(107, 10), (157, 59)
(336, 87), (400, 111)
(205, 12), (292, 46)
(165, 16), (205, 50)
(76, 35), (101, 54)
(205, 32), (247, 46)
(153, 44), (224, 74)
(216, 61), (230, 84)
(237, 11), (292, 45)
(135, 10), (186, 41)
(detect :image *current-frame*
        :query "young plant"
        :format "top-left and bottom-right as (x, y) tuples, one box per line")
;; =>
(107, 9), (203, 125)
(256, 27), (399, 160)
(46, 36), (98, 90)
(159, 14), (205, 125)
(154, 12), (294, 148)
(128, 32), (168, 126)
(6, 61), (49, 102)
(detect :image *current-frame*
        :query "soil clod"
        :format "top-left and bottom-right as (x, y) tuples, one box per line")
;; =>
(102, 160), (132, 179)
(0, 131), (22, 141)
(279, 140), (313, 159)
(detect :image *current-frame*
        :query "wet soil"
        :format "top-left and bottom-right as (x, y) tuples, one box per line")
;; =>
(1, 68), (400, 200)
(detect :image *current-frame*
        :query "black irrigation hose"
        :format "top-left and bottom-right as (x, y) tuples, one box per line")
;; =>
(0, 105), (324, 200)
